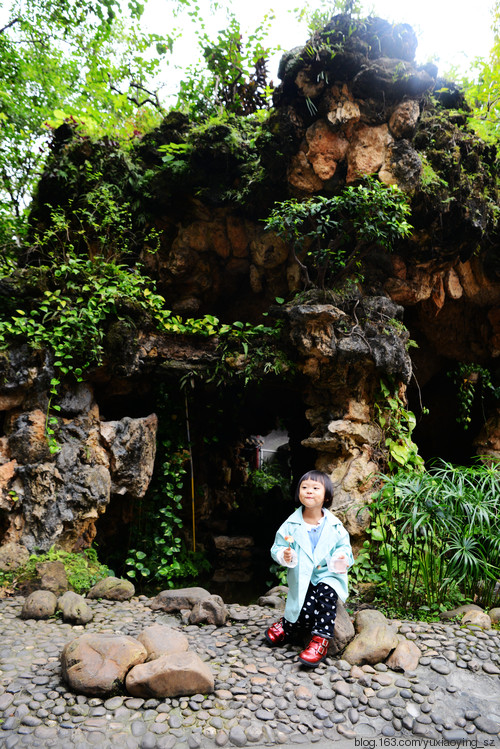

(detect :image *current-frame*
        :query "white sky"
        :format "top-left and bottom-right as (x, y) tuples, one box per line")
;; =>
(144, 0), (496, 91)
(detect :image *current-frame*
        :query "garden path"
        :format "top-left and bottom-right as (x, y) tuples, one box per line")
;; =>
(0, 596), (499, 748)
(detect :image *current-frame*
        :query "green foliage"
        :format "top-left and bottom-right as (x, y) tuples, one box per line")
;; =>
(268, 562), (288, 587)
(456, 3), (500, 143)
(174, 10), (276, 119)
(367, 460), (500, 615)
(419, 155), (449, 195)
(2, 547), (111, 594)
(247, 463), (285, 494)
(0, 0), (170, 254)
(264, 179), (412, 289)
(304, 1), (364, 35)
(0, 252), (217, 375)
(374, 378), (424, 472)
(448, 362), (500, 429)
(154, 110), (274, 207)
(211, 319), (292, 386)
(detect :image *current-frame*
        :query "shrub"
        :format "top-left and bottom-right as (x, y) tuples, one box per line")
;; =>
(367, 459), (500, 615)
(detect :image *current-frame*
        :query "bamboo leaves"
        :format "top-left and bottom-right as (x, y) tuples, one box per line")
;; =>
(369, 460), (500, 614)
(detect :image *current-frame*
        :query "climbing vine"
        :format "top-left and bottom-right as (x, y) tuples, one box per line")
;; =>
(448, 362), (499, 429)
(374, 378), (424, 472)
(125, 387), (210, 588)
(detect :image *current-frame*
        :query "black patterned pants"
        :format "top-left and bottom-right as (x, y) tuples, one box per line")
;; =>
(282, 582), (338, 640)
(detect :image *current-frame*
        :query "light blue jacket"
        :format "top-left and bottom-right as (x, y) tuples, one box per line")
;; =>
(271, 507), (354, 623)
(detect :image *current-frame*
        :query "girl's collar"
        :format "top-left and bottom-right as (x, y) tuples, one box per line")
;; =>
(302, 508), (325, 528)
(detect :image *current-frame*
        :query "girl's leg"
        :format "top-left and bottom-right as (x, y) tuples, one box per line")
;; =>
(266, 615), (302, 645)
(298, 583), (338, 666)
(309, 582), (338, 639)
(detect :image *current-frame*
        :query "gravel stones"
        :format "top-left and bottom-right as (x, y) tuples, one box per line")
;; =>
(0, 596), (500, 747)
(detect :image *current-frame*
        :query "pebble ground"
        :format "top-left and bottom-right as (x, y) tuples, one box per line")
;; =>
(0, 596), (499, 748)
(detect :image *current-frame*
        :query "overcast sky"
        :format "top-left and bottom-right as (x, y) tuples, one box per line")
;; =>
(144, 0), (495, 88)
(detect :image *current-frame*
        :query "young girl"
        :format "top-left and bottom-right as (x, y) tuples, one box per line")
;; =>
(265, 470), (354, 667)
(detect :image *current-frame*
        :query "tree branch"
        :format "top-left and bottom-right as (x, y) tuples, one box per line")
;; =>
(0, 17), (21, 34)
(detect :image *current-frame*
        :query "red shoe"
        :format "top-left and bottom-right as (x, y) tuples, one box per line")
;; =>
(265, 619), (287, 646)
(299, 635), (330, 666)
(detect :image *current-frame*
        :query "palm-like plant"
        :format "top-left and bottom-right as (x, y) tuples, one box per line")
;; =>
(369, 459), (500, 612)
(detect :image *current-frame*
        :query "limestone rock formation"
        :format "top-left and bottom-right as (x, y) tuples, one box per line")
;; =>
(0, 373), (158, 554)
(1, 11), (500, 582)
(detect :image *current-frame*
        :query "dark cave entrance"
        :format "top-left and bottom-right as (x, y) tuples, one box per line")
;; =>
(407, 362), (497, 466)
(93, 375), (316, 601)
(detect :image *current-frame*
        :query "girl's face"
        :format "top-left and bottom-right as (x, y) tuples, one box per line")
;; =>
(298, 478), (326, 510)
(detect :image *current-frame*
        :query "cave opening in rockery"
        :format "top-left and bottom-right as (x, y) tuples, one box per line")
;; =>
(93, 377), (317, 603)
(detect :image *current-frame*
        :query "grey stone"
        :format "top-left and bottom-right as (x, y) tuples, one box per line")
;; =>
(86, 577), (135, 601)
(442, 730), (469, 742)
(334, 695), (351, 711)
(474, 716), (500, 734)
(229, 725), (247, 746)
(21, 591), (57, 620)
(57, 591), (93, 625)
(430, 658), (451, 675)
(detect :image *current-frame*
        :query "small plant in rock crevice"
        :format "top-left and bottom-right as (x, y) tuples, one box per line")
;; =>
(0, 547), (111, 595)
(374, 378), (424, 472)
(263, 178), (412, 290)
(449, 362), (500, 429)
(124, 386), (211, 589)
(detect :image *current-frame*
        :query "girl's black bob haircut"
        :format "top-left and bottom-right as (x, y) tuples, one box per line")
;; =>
(295, 470), (334, 507)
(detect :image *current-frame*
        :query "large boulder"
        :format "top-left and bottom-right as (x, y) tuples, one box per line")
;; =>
(439, 604), (483, 620)
(385, 636), (421, 671)
(257, 585), (287, 609)
(61, 633), (147, 696)
(343, 622), (399, 665)
(462, 610), (492, 629)
(57, 591), (93, 625)
(36, 560), (68, 595)
(189, 595), (228, 626)
(354, 609), (388, 631)
(125, 651), (215, 699)
(329, 600), (355, 655)
(342, 610), (399, 665)
(137, 625), (189, 661)
(489, 608), (500, 624)
(87, 576), (135, 601)
(21, 590), (57, 619)
(150, 587), (212, 613)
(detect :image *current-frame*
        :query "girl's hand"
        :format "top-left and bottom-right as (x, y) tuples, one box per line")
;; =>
(283, 547), (293, 563)
(332, 552), (349, 573)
